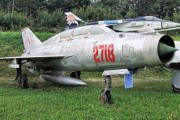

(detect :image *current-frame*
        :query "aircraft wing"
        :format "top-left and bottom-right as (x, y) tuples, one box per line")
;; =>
(0, 55), (71, 69)
(0, 55), (70, 61)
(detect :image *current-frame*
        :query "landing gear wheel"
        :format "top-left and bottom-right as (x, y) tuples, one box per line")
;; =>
(70, 71), (81, 79)
(100, 90), (112, 104)
(100, 90), (105, 102)
(21, 73), (29, 89)
(172, 85), (180, 93)
(18, 78), (21, 88)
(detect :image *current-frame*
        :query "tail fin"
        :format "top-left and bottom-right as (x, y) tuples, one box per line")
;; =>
(64, 12), (85, 26)
(22, 27), (42, 51)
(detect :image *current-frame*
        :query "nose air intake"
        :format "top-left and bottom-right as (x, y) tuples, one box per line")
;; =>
(158, 35), (177, 63)
(158, 43), (177, 56)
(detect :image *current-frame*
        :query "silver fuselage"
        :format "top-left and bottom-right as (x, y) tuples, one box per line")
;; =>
(22, 26), (172, 72)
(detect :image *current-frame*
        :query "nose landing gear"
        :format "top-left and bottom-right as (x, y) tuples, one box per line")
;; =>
(100, 75), (112, 104)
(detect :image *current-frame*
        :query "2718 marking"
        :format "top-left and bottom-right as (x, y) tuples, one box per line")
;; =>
(93, 44), (115, 63)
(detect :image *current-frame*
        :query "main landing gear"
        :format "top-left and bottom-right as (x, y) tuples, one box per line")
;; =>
(16, 60), (29, 89)
(100, 75), (112, 104)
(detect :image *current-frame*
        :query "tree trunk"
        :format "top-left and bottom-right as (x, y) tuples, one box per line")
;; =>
(11, 0), (15, 17)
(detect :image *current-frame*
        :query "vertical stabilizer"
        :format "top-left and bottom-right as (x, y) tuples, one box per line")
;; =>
(65, 12), (85, 26)
(22, 27), (42, 52)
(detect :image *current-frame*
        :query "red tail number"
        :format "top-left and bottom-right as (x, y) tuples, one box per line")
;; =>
(93, 44), (115, 63)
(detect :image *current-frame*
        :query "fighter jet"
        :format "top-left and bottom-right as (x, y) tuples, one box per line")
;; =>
(0, 24), (179, 104)
(65, 12), (180, 32)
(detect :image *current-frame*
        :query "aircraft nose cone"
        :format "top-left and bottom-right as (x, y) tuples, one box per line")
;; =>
(158, 42), (177, 57)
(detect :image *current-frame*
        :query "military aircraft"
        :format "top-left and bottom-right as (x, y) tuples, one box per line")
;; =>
(0, 23), (179, 104)
(65, 12), (180, 32)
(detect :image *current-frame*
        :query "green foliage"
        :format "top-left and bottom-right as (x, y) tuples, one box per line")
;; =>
(72, 5), (122, 22)
(0, 11), (31, 31)
(173, 12), (180, 22)
(172, 36), (180, 41)
(0, 0), (179, 32)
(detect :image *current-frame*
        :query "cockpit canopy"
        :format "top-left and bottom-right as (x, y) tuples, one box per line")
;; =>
(60, 25), (113, 39)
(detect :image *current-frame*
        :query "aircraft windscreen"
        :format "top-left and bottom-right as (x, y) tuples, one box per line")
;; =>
(73, 27), (90, 36)
(90, 26), (113, 35)
(90, 27), (105, 35)
(60, 30), (72, 38)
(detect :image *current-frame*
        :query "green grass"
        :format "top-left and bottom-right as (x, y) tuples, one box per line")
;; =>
(0, 32), (55, 56)
(172, 36), (180, 41)
(0, 76), (180, 120)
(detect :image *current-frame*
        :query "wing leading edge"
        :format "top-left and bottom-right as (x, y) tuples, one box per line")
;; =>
(0, 55), (71, 61)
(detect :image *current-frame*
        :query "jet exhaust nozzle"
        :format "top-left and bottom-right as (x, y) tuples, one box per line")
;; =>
(157, 35), (176, 63)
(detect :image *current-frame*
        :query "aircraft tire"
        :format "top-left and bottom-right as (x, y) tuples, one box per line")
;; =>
(100, 89), (105, 102)
(105, 90), (112, 104)
(100, 90), (112, 104)
(21, 73), (29, 89)
(172, 85), (180, 93)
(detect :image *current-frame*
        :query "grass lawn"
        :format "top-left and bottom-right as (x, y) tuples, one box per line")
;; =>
(0, 75), (180, 120)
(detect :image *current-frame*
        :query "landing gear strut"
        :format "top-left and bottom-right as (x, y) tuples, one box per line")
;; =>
(70, 71), (81, 79)
(16, 60), (29, 89)
(100, 75), (112, 104)
(21, 73), (29, 89)
(15, 60), (22, 81)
